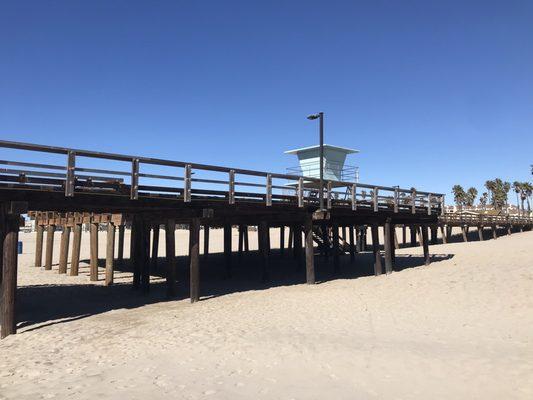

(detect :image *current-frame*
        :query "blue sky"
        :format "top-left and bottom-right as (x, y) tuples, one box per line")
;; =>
(1, 0), (532, 202)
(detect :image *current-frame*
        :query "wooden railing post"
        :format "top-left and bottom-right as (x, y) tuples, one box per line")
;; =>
(394, 187), (399, 213)
(184, 164), (191, 202)
(65, 151), (76, 197)
(411, 189), (416, 214)
(326, 181), (332, 209)
(131, 158), (139, 200)
(228, 170), (235, 204)
(427, 194), (432, 216)
(297, 177), (304, 208)
(351, 184), (357, 211)
(266, 173), (272, 206)
(373, 187), (379, 212)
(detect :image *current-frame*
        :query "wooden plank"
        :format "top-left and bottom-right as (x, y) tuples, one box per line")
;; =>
(1, 210), (19, 339)
(70, 223), (81, 276)
(304, 216), (315, 284)
(165, 219), (177, 297)
(90, 222), (99, 281)
(45, 224), (55, 270)
(371, 223), (383, 276)
(34, 224), (44, 267)
(189, 218), (200, 303)
(58, 225), (71, 274)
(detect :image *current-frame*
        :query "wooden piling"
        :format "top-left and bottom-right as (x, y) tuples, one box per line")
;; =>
(70, 223), (82, 276)
(280, 226), (285, 256)
(288, 227), (293, 250)
(384, 219), (393, 274)
(371, 223), (383, 276)
(117, 224), (125, 265)
(402, 225), (407, 246)
(203, 224), (209, 258)
(478, 226), (484, 241)
(105, 222), (115, 286)
(304, 216), (315, 284)
(238, 224), (244, 258)
(1, 209), (19, 339)
(140, 220), (150, 293)
(34, 224), (44, 267)
(165, 219), (177, 297)
(349, 225), (355, 261)
(45, 224), (55, 270)
(421, 225), (431, 265)
(332, 222), (340, 274)
(90, 222), (99, 281)
(440, 225), (447, 244)
(151, 224), (159, 271)
(243, 225), (249, 252)
(224, 223), (232, 278)
(259, 221), (269, 282)
(189, 218), (200, 303)
(461, 225), (468, 242)
(58, 225), (71, 274)
(293, 223), (302, 268)
(410, 225), (417, 247)
(132, 216), (141, 289)
(492, 226), (497, 240)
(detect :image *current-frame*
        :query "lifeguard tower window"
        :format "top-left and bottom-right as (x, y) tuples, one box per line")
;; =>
(285, 144), (359, 182)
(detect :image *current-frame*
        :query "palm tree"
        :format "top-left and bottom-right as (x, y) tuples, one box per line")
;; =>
(479, 192), (488, 210)
(452, 185), (466, 210)
(513, 181), (522, 212)
(466, 187), (478, 207)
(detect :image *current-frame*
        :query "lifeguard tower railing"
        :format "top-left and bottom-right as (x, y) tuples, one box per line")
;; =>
(0, 140), (443, 215)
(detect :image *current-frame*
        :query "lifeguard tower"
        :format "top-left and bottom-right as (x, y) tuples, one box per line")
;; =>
(285, 144), (359, 184)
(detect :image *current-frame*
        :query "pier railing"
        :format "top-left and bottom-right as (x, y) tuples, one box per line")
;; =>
(440, 212), (533, 226)
(0, 140), (443, 215)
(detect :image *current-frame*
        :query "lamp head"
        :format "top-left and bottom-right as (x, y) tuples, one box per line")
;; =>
(307, 114), (320, 120)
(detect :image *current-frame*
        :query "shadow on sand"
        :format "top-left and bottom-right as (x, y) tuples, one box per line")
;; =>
(17, 248), (453, 333)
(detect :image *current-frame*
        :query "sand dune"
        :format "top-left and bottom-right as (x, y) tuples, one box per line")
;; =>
(1, 229), (532, 399)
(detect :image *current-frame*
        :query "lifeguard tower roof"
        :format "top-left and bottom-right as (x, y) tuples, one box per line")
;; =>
(285, 144), (359, 182)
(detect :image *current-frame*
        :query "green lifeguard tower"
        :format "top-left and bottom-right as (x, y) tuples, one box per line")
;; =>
(285, 144), (359, 183)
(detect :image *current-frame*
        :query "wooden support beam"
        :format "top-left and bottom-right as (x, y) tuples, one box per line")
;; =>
(349, 225), (355, 262)
(105, 222), (115, 285)
(402, 225), (407, 246)
(384, 219), (393, 275)
(58, 225), (71, 274)
(238, 224), (244, 259)
(90, 222), (99, 281)
(189, 218), (200, 303)
(1, 207), (20, 339)
(430, 226), (437, 245)
(393, 228), (399, 250)
(304, 216), (315, 284)
(371, 223), (383, 276)
(117, 224), (125, 266)
(45, 224), (55, 270)
(332, 222), (340, 274)
(165, 219), (177, 298)
(70, 223), (81, 276)
(492, 226), (497, 240)
(34, 224), (44, 267)
(258, 221), (269, 282)
(243, 225), (249, 252)
(224, 223), (232, 278)
(288, 227), (293, 250)
(151, 224), (159, 271)
(421, 225), (431, 265)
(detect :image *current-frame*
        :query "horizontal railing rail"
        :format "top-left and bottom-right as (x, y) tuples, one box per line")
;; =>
(0, 140), (444, 215)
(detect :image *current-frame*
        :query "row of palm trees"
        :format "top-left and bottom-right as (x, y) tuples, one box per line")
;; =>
(452, 179), (532, 212)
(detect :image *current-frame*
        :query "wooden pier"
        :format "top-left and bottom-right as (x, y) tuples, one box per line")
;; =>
(0, 139), (528, 339)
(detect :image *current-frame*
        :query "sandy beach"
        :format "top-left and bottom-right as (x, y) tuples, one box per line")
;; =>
(1, 228), (532, 399)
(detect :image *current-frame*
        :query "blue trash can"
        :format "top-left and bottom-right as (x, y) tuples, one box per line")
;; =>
(18, 241), (23, 254)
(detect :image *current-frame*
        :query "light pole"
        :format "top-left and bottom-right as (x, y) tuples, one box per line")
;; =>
(307, 112), (324, 210)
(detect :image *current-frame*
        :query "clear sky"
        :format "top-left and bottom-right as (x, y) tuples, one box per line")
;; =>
(1, 0), (532, 202)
